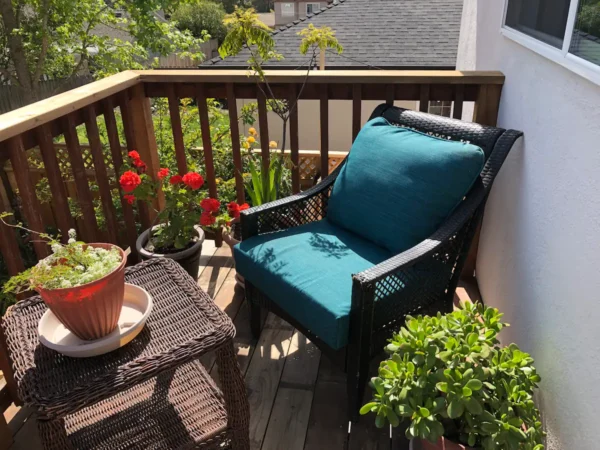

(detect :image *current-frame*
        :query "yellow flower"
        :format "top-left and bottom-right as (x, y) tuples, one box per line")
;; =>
(216, 178), (222, 185)
(248, 127), (257, 136)
(269, 141), (278, 149)
(247, 136), (256, 144)
(242, 141), (250, 149)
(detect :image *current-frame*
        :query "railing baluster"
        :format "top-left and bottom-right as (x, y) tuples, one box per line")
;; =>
(166, 84), (188, 174)
(196, 84), (218, 200)
(62, 114), (100, 243)
(257, 88), (270, 173)
(196, 84), (221, 246)
(386, 84), (395, 105)
(118, 89), (151, 230)
(289, 85), (300, 194)
(453, 84), (464, 120)
(0, 194), (24, 275)
(84, 105), (119, 245)
(7, 135), (49, 259)
(226, 83), (245, 204)
(352, 84), (362, 142)
(102, 97), (138, 260)
(320, 85), (329, 178)
(36, 124), (73, 242)
(473, 84), (501, 126)
(419, 84), (430, 113)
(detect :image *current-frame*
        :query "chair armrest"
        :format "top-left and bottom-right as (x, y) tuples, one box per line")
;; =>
(240, 170), (339, 240)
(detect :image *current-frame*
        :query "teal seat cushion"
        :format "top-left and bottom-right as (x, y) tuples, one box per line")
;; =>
(234, 220), (392, 349)
(328, 117), (485, 254)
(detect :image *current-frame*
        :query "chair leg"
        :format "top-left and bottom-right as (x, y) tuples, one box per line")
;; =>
(249, 302), (262, 339)
(346, 346), (371, 423)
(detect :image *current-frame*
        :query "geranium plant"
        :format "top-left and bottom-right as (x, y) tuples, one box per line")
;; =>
(119, 151), (246, 251)
(361, 301), (545, 450)
(0, 215), (122, 294)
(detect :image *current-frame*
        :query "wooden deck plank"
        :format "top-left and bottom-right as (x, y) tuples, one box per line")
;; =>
(198, 245), (234, 297)
(261, 333), (320, 450)
(303, 357), (348, 450)
(244, 314), (295, 450)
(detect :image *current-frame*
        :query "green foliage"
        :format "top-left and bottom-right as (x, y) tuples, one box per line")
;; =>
(0, 215), (122, 294)
(361, 302), (545, 450)
(172, 1), (228, 43)
(298, 24), (343, 55)
(0, 0), (206, 100)
(578, 1), (600, 37)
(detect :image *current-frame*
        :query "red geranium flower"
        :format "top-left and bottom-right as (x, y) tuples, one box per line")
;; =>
(227, 201), (240, 219)
(157, 168), (170, 180)
(128, 150), (140, 160)
(169, 174), (183, 185)
(182, 172), (204, 190)
(201, 198), (221, 213)
(132, 158), (145, 168)
(200, 211), (216, 226)
(119, 171), (141, 193)
(239, 203), (249, 211)
(123, 194), (136, 205)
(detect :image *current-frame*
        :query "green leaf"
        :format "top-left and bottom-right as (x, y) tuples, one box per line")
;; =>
(447, 400), (464, 419)
(467, 333), (478, 346)
(466, 379), (483, 391)
(372, 377), (384, 396)
(375, 413), (386, 428)
(386, 407), (400, 427)
(465, 397), (482, 415)
(359, 402), (378, 415)
(419, 407), (430, 418)
(468, 433), (476, 447)
(396, 404), (414, 417)
(462, 386), (473, 397)
(436, 382), (449, 393)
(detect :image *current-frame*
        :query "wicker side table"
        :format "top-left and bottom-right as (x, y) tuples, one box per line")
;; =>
(2, 258), (249, 450)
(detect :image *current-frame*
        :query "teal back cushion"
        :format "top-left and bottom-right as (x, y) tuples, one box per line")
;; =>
(328, 117), (485, 254)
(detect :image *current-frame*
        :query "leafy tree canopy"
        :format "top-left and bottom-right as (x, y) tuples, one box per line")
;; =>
(172, 0), (227, 43)
(0, 0), (205, 101)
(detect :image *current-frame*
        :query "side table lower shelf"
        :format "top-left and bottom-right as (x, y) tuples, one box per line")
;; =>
(39, 360), (232, 450)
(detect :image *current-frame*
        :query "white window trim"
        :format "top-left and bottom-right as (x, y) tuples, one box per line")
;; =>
(281, 2), (295, 17)
(306, 3), (321, 14)
(500, 0), (600, 87)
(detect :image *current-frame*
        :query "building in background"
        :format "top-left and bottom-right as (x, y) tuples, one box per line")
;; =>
(205, 0), (463, 153)
(274, 0), (335, 26)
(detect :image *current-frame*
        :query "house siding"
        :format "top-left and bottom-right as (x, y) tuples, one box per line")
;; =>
(457, 1), (600, 450)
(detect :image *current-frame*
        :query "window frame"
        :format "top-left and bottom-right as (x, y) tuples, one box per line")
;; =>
(306, 3), (321, 15)
(501, 0), (600, 86)
(281, 2), (295, 17)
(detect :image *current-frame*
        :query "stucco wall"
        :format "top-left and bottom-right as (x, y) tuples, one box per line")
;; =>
(457, 1), (600, 449)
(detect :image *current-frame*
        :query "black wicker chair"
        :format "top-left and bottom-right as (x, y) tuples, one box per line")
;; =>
(239, 104), (523, 421)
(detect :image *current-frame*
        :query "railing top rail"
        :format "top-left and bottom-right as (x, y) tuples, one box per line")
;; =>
(0, 71), (140, 143)
(0, 69), (505, 144)
(137, 69), (505, 85)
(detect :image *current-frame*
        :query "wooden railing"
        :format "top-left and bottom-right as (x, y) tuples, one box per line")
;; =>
(0, 69), (504, 418)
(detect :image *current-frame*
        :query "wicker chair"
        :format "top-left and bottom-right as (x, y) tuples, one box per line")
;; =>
(239, 104), (523, 421)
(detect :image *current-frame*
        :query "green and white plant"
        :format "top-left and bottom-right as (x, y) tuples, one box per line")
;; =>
(0, 214), (122, 294)
(361, 301), (545, 450)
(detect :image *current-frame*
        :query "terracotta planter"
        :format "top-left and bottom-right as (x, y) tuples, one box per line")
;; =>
(410, 437), (471, 450)
(137, 225), (205, 281)
(37, 243), (126, 341)
(222, 220), (244, 289)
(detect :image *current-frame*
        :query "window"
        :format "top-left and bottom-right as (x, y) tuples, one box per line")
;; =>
(281, 2), (295, 17)
(503, 0), (600, 83)
(428, 101), (452, 118)
(306, 3), (320, 14)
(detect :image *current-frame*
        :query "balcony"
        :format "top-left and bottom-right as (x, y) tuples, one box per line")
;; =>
(0, 69), (501, 449)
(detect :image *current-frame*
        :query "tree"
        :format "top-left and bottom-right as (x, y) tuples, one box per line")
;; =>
(172, 1), (227, 43)
(0, 0), (205, 102)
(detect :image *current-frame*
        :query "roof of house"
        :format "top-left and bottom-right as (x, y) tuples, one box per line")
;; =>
(204, 0), (463, 69)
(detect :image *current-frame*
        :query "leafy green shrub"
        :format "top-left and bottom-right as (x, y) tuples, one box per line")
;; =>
(361, 301), (545, 450)
(173, 1), (227, 43)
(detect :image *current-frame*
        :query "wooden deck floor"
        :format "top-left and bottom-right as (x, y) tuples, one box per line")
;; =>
(4, 240), (481, 450)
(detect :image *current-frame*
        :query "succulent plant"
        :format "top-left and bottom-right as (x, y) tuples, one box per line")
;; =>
(361, 301), (545, 450)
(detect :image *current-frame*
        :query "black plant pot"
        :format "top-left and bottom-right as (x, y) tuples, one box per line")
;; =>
(136, 226), (205, 281)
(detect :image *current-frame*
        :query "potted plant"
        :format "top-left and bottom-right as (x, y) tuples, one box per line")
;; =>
(1, 215), (126, 340)
(360, 301), (545, 450)
(121, 151), (245, 280)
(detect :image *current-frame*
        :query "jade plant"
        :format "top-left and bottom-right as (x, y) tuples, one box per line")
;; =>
(361, 301), (545, 450)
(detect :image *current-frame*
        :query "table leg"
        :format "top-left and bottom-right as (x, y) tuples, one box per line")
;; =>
(216, 342), (250, 450)
(37, 417), (73, 450)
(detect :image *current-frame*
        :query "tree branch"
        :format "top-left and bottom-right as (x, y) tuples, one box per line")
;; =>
(32, 0), (50, 88)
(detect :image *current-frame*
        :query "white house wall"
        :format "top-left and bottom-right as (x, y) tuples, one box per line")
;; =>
(457, 1), (600, 449)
